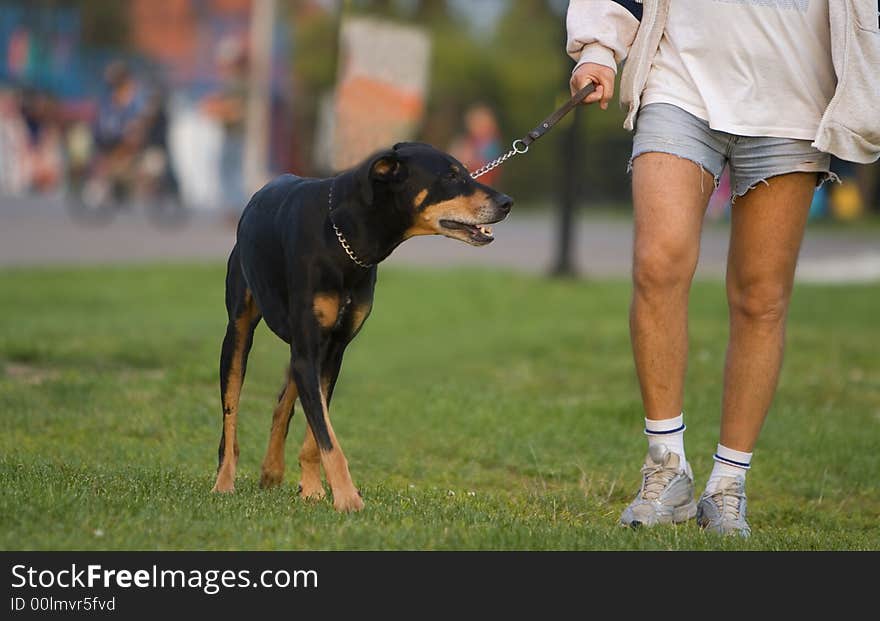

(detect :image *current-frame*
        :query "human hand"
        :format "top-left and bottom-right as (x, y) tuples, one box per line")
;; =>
(570, 63), (616, 110)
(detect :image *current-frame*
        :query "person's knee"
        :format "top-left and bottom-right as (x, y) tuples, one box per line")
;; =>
(727, 279), (790, 325)
(632, 240), (698, 296)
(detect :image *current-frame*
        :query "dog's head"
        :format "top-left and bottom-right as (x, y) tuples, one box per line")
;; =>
(358, 142), (513, 246)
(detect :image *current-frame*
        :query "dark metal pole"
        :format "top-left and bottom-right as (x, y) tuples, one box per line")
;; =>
(551, 104), (582, 277)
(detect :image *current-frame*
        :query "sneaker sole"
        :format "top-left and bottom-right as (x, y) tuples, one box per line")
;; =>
(673, 501), (698, 523)
(624, 501), (697, 528)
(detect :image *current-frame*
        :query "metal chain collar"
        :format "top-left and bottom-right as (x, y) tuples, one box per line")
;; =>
(328, 183), (374, 269)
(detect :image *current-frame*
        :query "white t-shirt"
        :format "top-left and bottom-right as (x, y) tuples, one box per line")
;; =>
(640, 0), (836, 140)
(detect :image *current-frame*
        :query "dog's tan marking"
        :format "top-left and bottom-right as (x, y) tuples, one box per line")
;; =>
(413, 189), (428, 209)
(316, 377), (362, 512)
(404, 192), (490, 238)
(348, 302), (372, 338)
(312, 293), (340, 329)
(373, 158), (397, 176)
(213, 290), (260, 493)
(259, 375), (298, 489)
(298, 424), (325, 500)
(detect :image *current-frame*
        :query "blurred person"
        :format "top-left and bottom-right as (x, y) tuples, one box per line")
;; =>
(20, 88), (64, 193)
(94, 61), (148, 162)
(138, 80), (180, 202)
(87, 60), (153, 199)
(74, 60), (180, 218)
(0, 88), (31, 195)
(200, 36), (248, 220)
(567, 0), (879, 536)
(449, 103), (503, 186)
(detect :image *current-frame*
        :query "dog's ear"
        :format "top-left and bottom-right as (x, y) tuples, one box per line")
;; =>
(370, 152), (407, 183)
(360, 150), (408, 204)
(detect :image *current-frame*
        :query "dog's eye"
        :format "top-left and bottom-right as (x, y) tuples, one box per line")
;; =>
(444, 171), (460, 181)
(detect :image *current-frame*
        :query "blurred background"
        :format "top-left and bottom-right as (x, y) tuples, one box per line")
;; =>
(1, 1), (878, 553)
(1, 0), (878, 280)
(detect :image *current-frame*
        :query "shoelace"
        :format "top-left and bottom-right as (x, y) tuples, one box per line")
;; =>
(707, 483), (746, 523)
(639, 463), (679, 501)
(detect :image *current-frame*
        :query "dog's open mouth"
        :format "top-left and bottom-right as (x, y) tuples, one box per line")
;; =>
(439, 220), (495, 245)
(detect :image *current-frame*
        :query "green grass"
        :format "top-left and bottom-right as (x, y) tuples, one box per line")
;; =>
(1, 264), (878, 550)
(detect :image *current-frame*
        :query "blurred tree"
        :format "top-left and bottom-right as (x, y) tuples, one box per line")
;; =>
(294, 0), (634, 204)
(488, 0), (568, 200)
(49, 0), (131, 49)
(284, 1), (340, 174)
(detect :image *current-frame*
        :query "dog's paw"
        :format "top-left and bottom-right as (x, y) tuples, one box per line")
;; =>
(298, 480), (327, 501)
(211, 480), (235, 494)
(259, 468), (284, 489)
(212, 466), (236, 493)
(333, 490), (365, 513)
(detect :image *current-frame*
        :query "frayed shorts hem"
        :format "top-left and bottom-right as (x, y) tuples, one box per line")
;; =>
(629, 103), (836, 201)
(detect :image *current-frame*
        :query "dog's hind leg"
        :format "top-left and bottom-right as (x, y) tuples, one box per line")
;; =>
(213, 256), (261, 493)
(259, 372), (298, 489)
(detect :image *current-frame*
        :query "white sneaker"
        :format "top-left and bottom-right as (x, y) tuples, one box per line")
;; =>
(697, 476), (751, 538)
(619, 445), (697, 528)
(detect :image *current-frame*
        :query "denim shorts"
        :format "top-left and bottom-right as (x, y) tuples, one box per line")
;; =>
(630, 103), (836, 199)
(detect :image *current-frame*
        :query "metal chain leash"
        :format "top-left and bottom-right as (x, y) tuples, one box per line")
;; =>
(470, 139), (529, 180)
(470, 83), (596, 180)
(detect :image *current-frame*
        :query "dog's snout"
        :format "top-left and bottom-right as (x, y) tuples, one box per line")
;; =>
(495, 193), (513, 213)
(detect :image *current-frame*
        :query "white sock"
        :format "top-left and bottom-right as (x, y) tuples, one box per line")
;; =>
(644, 414), (688, 471)
(706, 443), (752, 492)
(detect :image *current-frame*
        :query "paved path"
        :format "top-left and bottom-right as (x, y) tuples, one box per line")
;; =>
(1, 196), (878, 282)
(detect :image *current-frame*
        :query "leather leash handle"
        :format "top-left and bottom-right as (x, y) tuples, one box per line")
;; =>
(520, 82), (596, 148)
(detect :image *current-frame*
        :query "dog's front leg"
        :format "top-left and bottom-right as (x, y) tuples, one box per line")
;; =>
(289, 313), (363, 513)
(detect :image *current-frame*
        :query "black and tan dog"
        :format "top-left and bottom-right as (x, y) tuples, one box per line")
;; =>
(212, 142), (512, 511)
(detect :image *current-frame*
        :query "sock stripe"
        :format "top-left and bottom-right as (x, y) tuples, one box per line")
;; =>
(644, 424), (686, 436)
(713, 453), (751, 469)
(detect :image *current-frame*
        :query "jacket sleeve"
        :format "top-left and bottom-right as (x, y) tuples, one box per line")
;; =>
(566, 0), (642, 74)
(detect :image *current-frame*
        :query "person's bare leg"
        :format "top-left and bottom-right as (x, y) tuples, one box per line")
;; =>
(619, 153), (715, 528)
(722, 173), (815, 451)
(696, 173), (815, 537)
(630, 153), (715, 422)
